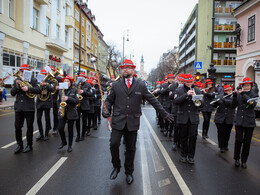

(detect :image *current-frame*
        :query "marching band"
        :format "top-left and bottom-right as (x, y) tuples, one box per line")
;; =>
(9, 62), (259, 171)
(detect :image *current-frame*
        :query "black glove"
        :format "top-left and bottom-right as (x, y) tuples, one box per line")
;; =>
(102, 110), (110, 118)
(164, 113), (174, 123)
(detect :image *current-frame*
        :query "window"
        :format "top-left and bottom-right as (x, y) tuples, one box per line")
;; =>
(81, 51), (84, 62)
(65, 30), (68, 44)
(248, 15), (255, 42)
(46, 17), (50, 36)
(65, 4), (70, 16)
(9, 0), (15, 20)
(82, 18), (84, 27)
(75, 27), (79, 44)
(3, 53), (21, 67)
(82, 34), (84, 47)
(74, 47), (79, 62)
(33, 8), (39, 30)
(95, 32), (97, 40)
(56, 24), (60, 39)
(56, 0), (60, 10)
(75, 9), (79, 22)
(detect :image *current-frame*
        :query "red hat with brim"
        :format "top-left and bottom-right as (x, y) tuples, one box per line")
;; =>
(20, 64), (30, 71)
(194, 81), (201, 87)
(168, 74), (174, 79)
(50, 66), (55, 71)
(161, 81), (165, 84)
(240, 77), (254, 85)
(205, 79), (213, 84)
(62, 75), (74, 84)
(94, 77), (98, 81)
(86, 79), (93, 85)
(156, 81), (161, 85)
(177, 73), (184, 81)
(40, 69), (47, 75)
(78, 72), (86, 77)
(223, 85), (232, 91)
(183, 74), (195, 82)
(120, 59), (136, 69)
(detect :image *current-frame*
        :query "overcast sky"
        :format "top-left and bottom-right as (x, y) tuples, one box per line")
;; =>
(88, 0), (198, 74)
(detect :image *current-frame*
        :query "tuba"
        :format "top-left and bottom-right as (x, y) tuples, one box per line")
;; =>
(38, 72), (55, 101)
(13, 70), (36, 98)
(51, 67), (61, 95)
(107, 75), (122, 92)
(60, 89), (67, 118)
(76, 82), (83, 107)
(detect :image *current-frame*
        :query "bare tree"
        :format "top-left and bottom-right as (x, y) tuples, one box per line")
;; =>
(106, 43), (122, 77)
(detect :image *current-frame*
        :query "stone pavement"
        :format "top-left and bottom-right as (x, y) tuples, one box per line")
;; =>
(0, 96), (15, 110)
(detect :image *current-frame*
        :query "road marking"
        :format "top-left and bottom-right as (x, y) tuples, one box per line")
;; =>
(0, 112), (14, 117)
(26, 157), (67, 195)
(198, 129), (217, 146)
(158, 178), (171, 188)
(139, 126), (152, 195)
(1, 130), (39, 149)
(148, 136), (164, 172)
(142, 108), (154, 110)
(143, 113), (192, 195)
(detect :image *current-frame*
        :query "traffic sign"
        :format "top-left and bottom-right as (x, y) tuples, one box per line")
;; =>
(194, 61), (202, 69)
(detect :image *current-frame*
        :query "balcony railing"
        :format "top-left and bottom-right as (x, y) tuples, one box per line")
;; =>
(46, 37), (69, 52)
(214, 42), (236, 49)
(215, 7), (234, 14)
(214, 24), (235, 32)
(213, 59), (236, 66)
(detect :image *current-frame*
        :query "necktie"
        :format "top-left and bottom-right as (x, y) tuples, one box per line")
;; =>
(127, 79), (131, 89)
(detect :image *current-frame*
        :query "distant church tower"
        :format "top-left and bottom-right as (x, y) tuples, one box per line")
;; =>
(137, 55), (148, 80)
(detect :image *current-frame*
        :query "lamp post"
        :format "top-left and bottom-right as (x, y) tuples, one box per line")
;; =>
(122, 30), (129, 63)
(208, 0), (216, 85)
(77, 1), (83, 76)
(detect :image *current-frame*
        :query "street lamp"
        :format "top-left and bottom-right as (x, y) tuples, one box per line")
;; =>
(122, 30), (129, 63)
(208, 0), (216, 85)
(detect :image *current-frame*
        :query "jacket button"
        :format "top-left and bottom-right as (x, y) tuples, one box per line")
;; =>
(127, 105), (129, 108)
(126, 114), (128, 116)
(188, 110), (190, 112)
(241, 116), (243, 118)
(21, 100), (23, 102)
(127, 97), (130, 99)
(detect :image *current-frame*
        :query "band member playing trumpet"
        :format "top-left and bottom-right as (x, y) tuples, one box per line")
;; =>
(201, 79), (215, 139)
(11, 64), (41, 153)
(212, 85), (236, 153)
(174, 73), (203, 164)
(57, 75), (79, 152)
(36, 69), (54, 141)
(232, 77), (259, 168)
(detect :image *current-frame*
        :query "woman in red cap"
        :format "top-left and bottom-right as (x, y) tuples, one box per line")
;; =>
(57, 75), (79, 152)
(85, 79), (96, 135)
(232, 77), (258, 168)
(212, 85), (236, 153)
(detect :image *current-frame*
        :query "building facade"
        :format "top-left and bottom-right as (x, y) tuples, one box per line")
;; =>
(98, 31), (109, 75)
(0, 0), (74, 89)
(137, 55), (148, 80)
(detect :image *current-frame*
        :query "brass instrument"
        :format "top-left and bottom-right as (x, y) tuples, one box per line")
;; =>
(60, 89), (67, 117)
(76, 82), (83, 107)
(107, 75), (122, 92)
(38, 72), (55, 101)
(51, 67), (61, 95)
(210, 93), (233, 105)
(191, 87), (203, 107)
(13, 70), (36, 98)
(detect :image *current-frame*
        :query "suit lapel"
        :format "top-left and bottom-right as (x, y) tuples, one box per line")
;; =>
(128, 78), (138, 95)
(120, 79), (128, 94)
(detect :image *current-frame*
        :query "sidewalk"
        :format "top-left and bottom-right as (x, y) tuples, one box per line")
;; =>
(0, 96), (15, 110)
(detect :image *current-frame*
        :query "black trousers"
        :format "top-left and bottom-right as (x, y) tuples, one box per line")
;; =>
(202, 112), (212, 136)
(159, 113), (164, 130)
(52, 102), (59, 130)
(215, 123), (233, 149)
(173, 116), (180, 144)
(110, 125), (138, 175)
(76, 109), (88, 137)
(179, 120), (198, 158)
(15, 111), (35, 147)
(58, 117), (75, 146)
(37, 108), (51, 136)
(87, 113), (94, 130)
(234, 126), (254, 163)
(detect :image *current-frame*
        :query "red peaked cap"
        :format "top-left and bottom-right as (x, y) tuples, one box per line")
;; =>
(120, 59), (136, 69)
(40, 69), (47, 75)
(183, 73), (195, 82)
(78, 72), (86, 77)
(50, 66), (55, 71)
(20, 64), (30, 71)
(156, 81), (161, 84)
(205, 79), (213, 84)
(164, 76), (168, 80)
(167, 74), (174, 79)
(62, 75), (74, 84)
(177, 73), (184, 81)
(161, 80), (165, 84)
(240, 77), (253, 85)
(194, 81), (201, 87)
(223, 85), (232, 91)
(86, 79), (93, 85)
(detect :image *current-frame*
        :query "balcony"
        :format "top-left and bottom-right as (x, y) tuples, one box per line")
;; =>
(213, 59), (236, 66)
(215, 7), (234, 15)
(214, 24), (235, 32)
(34, 0), (48, 5)
(65, 15), (74, 28)
(186, 42), (195, 55)
(46, 37), (69, 53)
(215, 65), (236, 73)
(186, 30), (196, 45)
(179, 52), (185, 61)
(179, 43), (185, 53)
(186, 55), (195, 65)
(214, 42), (236, 50)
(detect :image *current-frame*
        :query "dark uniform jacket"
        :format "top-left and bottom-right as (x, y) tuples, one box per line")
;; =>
(232, 90), (258, 127)
(58, 86), (79, 120)
(78, 82), (93, 111)
(174, 85), (204, 125)
(105, 77), (168, 131)
(11, 78), (41, 112)
(201, 87), (215, 112)
(36, 80), (54, 109)
(169, 82), (179, 116)
(93, 84), (101, 107)
(213, 94), (236, 124)
(158, 82), (172, 109)
(52, 76), (62, 103)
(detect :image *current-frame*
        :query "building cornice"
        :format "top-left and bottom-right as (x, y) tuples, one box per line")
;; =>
(233, 0), (260, 17)
(236, 50), (260, 60)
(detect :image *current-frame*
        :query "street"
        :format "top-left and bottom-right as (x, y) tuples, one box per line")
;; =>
(1, 105), (260, 195)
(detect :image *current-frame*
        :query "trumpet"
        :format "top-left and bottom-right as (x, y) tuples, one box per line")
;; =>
(38, 72), (55, 101)
(51, 67), (61, 95)
(190, 87), (203, 107)
(60, 89), (67, 118)
(76, 82), (83, 107)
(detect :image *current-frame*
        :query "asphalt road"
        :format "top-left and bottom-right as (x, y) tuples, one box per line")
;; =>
(0, 105), (260, 195)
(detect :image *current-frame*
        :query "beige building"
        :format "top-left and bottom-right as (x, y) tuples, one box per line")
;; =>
(0, 0), (74, 88)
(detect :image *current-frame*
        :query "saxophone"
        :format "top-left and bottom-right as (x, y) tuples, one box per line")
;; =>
(51, 67), (61, 95)
(60, 89), (67, 117)
(76, 82), (83, 107)
(13, 70), (36, 98)
(38, 72), (55, 101)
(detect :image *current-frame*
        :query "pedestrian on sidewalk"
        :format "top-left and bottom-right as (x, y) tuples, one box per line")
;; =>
(102, 59), (173, 184)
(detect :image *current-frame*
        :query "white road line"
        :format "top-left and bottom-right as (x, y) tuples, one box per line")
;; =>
(139, 127), (153, 195)
(158, 178), (171, 188)
(1, 130), (39, 149)
(143, 113), (192, 195)
(26, 157), (67, 195)
(198, 129), (217, 146)
(148, 136), (165, 172)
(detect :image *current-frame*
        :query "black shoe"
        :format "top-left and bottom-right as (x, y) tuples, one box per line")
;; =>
(164, 131), (168, 137)
(14, 145), (24, 154)
(23, 145), (33, 153)
(224, 147), (229, 151)
(43, 136), (48, 141)
(172, 143), (177, 151)
(235, 160), (240, 168)
(205, 135), (209, 138)
(86, 131), (91, 136)
(169, 133), (173, 138)
(79, 136), (84, 141)
(187, 157), (195, 164)
(98, 121), (101, 124)
(67, 146), (72, 153)
(180, 157), (187, 163)
(160, 129), (164, 132)
(202, 136), (206, 139)
(220, 148), (225, 153)
(52, 130), (57, 135)
(110, 168), (120, 180)
(93, 126), (97, 130)
(75, 137), (80, 142)
(241, 163), (247, 169)
(57, 142), (67, 149)
(36, 135), (44, 141)
(126, 174), (134, 184)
